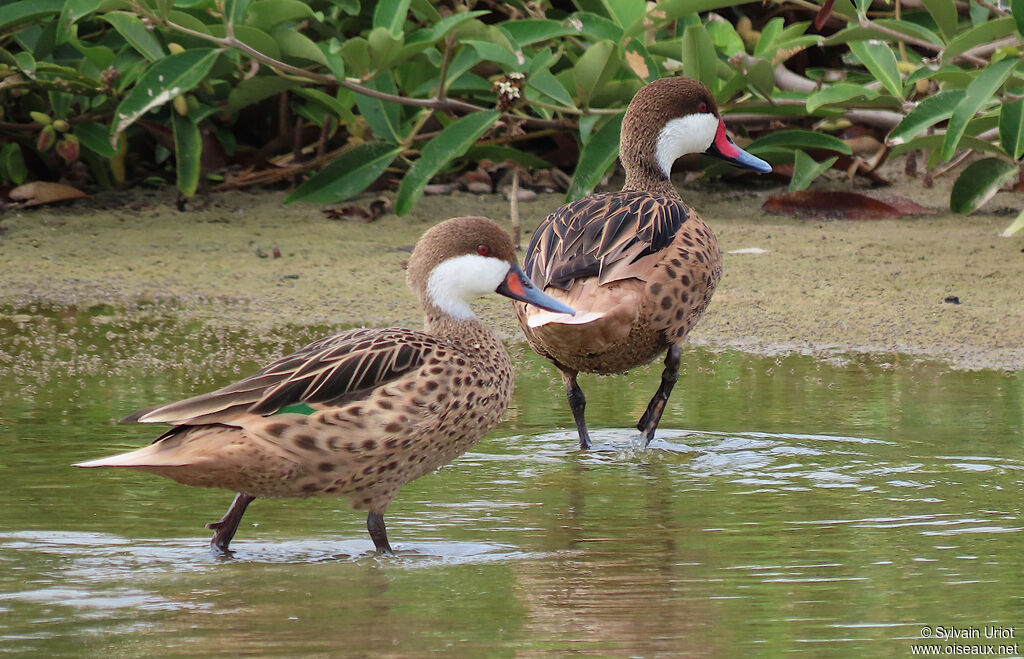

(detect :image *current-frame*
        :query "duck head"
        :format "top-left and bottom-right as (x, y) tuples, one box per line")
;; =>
(620, 76), (771, 185)
(407, 216), (575, 320)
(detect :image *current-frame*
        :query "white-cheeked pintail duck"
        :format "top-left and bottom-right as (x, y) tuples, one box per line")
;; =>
(77, 216), (574, 555)
(514, 77), (771, 450)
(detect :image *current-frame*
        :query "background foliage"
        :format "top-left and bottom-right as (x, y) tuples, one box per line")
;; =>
(0, 0), (1021, 226)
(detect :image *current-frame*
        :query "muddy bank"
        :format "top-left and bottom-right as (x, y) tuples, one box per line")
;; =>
(1, 174), (1022, 371)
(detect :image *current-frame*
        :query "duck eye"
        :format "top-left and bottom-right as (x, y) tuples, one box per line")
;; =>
(698, 101), (708, 113)
(476, 244), (491, 256)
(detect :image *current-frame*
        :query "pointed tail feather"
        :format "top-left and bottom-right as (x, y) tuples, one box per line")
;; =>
(74, 444), (196, 469)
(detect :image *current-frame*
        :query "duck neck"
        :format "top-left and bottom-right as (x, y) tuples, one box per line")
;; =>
(423, 307), (500, 346)
(618, 141), (684, 200)
(623, 164), (681, 199)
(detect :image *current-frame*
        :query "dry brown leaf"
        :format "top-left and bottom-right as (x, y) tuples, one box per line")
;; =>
(762, 191), (931, 220)
(9, 182), (89, 207)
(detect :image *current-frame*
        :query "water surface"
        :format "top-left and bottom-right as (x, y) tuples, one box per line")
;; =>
(1, 309), (1021, 656)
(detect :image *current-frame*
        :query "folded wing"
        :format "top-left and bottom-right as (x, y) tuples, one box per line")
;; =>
(124, 328), (431, 426)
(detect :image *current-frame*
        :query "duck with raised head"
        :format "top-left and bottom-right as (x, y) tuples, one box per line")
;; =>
(77, 216), (574, 555)
(514, 77), (771, 450)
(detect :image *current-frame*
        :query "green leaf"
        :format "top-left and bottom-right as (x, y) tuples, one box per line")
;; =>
(622, 39), (656, 82)
(407, 11), (488, 46)
(13, 51), (35, 75)
(680, 23), (717, 91)
(248, 0), (314, 31)
(601, 0), (645, 29)
(224, 0), (251, 28)
(0, 0), (62, 33)
(354, 73), (405, 144)
(172, 113), (202, 198)
(286, 142), (402, 204)
(73, 121), (116, 157)
(463, 40), (520, 69)
(273, 27), (326, 64)
(705, 18), (745, 57)
(408, 0), (437, 22)
(888, 90), (966, 144)
(340, 38), (370, 79)
(226, 76), (298, 115)
(920, 0), (958, 39)
(333, 0), (360, 14)
(502, 19), (576, 46)
(826, 19), (944, 48)
(746, 58), (775, 99)
(789, 151), (838, 191)
(950, 158), (1019, 213)
(0, 143), (27, 185)
(367, 26), (402, 69)
(754, 18), (784, 58)
(373, 0), (411, 38)
(658, 0), (760, 18)
(318, 41), (346, 82)
(293, 87), (358, 125)
(573, 40), (616, 104)
(806, 83), (879, 113)
(748, 130), (853, 155)
(1001, 208), (1024, 237)
(112, 49), (219, 138)
(527, 69), (576, 108)
(889, 133), (1005, 158)
(208, 25), (280, 59)
(849, 40), (903, 100)
(571, 12), (623, 41)
(566, 112), (624, 202)
(103, 12), (167, 62)
(942, 58), (1019, 161)
(999, 97), (1024, 160)
(163, 10), (212, 37)
(56, 0), (102, 44)
(943, 17), (1016, 64)
(1014, 0), (1024, 38)
(395, 110), (500, 215)
(71, 37), (115, 70)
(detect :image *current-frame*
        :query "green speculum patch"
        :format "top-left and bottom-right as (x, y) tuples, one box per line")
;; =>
(274, 403), (317, 416)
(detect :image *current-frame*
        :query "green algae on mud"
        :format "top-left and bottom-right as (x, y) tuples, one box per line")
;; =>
(0, 175), (1022, 372)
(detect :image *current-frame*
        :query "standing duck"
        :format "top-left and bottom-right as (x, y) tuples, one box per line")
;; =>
(514, 77), (771, 450)
(77, 216), (574, 555)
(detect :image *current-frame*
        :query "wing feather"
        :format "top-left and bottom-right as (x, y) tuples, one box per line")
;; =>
(525, 191), (691, 290)
(126, 328), (432, 426)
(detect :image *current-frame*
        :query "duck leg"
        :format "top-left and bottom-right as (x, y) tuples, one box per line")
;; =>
(560, 367), (592, 450)
(206, 492), (255, 555)
(367, 512), (394, 555)
(637, 345), (681, 446)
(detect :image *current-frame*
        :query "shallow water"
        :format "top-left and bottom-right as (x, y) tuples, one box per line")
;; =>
(1, 309), (1022, 656)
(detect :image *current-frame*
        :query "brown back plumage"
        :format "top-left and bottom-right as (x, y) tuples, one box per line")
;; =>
(523, 191), (691, 290)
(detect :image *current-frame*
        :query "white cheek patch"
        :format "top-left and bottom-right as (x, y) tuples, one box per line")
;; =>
(426, 253), (510, 319)
(655, 113), (719, 178)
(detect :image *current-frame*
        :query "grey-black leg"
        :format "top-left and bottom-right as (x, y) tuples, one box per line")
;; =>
(206, 492), (255, 555)
(367, 512), (394, 555)
(561, 368), (592, 450)
(637, 345), (681, 446)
